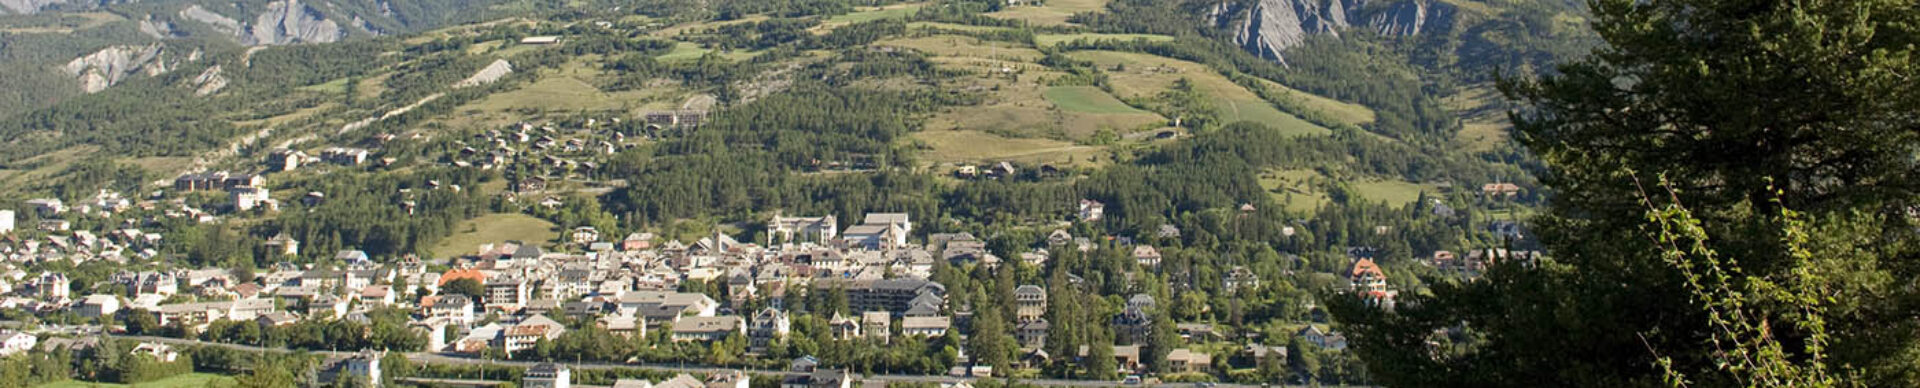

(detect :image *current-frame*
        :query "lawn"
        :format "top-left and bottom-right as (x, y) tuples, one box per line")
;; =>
(37, 373), (236, 388)
(430, 213), (559, 258)
(907, 22), (1016, 33)
(1071, 50), (1331, 137)
(1043, 86), (1147, 114)
(1033, 33), (1173, 47)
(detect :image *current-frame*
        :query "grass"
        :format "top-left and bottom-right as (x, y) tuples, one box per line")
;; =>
(1444, 84), (1511, 153)
(430, 213), (559, 258)
(1072, 50), (1331, 137)
(127, 157), (196, 176)
(1351, 179), (1444, 208)
(913, 129), (1109, 166)
(1259, 168), (1329, 214)
(1254, 79), (1375, 125)
(907, 22), (1015, 32)
(1043, 86), (1146, 114)
(985, 0), (1112, 26)
(460, 58), (683, 114)
(826, 4), (924, 25)
(1033, 33), (1173, 47)
(36, 373), (236, 388)
(877, 34), (1045, 62)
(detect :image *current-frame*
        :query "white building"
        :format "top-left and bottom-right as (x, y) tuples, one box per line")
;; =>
(524, 363), (571, 388)
(0, 210), (13, 234)
(79, 294), (120, 318)
(0, 330), (36, 356)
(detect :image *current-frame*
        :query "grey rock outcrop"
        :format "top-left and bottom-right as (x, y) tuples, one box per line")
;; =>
(190, 65), (228, 96)
(179, 1), (345, 46)
(63, 44), (173, 93)
(1, 0), (68, 14)
(247, 0), (345, 45)
(454, 59), (513, 88)
(1214, 0), (1454, 64)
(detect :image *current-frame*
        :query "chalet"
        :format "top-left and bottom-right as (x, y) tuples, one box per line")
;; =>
(517, 176), (548, 193)
(129, 342), (179, 362)
(1223, 266), (1260, 291)
(1077, 199), (1104, 221)
(224, 173), (265, 189)
(1165, 348), (1213, 373)
(1482, 182), (1521, 198)
(1132, 245), (1162, 267)
(571, 226), (600, 244)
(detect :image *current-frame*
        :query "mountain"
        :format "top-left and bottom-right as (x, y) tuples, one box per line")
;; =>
(0, 0), (520, 117)
(1211, 0), (1455, 64)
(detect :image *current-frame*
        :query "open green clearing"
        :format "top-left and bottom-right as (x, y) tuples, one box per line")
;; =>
(1033, 33), (1174, 47)
(1043, 86), (1147, 114)
(913, 129), (1109, 166)
(1260, 168), (1330, 214)
(985, 0), (1112, 26)
(1352, 179), (1444, 207)
(36, 373), (236, 388)
(827, 4), (924, 25)
(430, 213), (559, 258)
(1255, 79), (1376, 125)
(1072, 50), (1330, 137)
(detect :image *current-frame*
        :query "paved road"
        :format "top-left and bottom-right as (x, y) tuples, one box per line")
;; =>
(108, 335), (1301, 388)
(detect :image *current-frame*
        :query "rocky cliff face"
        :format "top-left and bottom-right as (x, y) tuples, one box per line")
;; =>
(178, 0), (345, 46)
(1, 0), (68, 14)
(1213, 0), (1454, 64)
(63, 44), (174, 93)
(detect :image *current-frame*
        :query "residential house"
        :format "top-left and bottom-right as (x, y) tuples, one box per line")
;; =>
(329, 350), (383, 386)
(1132, 246), (1162, 268)
(571, 227), (600, 244)
(1165, 348), (1213, 373)
(1015, 319), (1048, 349)
(129, 342), (179, 362)
(525, 363), (571, 388)
(1013, 285), (1046, 322)
(504, 315), (567, 356)
(1299, 325), (1348, 350)
(0, 330), (35, 356)
(900, 316), (950, 337)
(671, 316), (744, 342)
(782, 368), (851, 388)
(267, 149), (307, 172)
(1077, 199), (1104, 221)
(749, 308), (791, 352)
(828, 313), (861, 340)
(861, 311), (890, 342)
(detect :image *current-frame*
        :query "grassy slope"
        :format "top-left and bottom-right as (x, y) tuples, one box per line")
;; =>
(985, 0), (1112, 26)
(1033, 33), (1174, 47)
(1072, 50), (1330, 137)
(430, 212), (559, 258)
(1043, 86), (1148, 114)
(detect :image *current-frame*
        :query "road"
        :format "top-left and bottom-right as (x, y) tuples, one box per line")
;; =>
(108, 335), (1300, 388)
